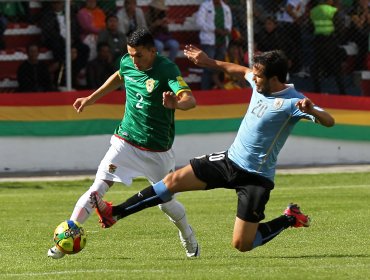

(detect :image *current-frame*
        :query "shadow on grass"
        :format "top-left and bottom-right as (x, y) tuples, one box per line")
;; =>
(204, 253), (370, 260)
(271, 254), (370, 259)
(0, 184), (44, 190)
(91, 256), (133, 261)
(240, 254), (370, 259)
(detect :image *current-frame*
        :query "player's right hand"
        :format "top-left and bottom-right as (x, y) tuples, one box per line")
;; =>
(73, 97), (89, 113)
(162, 91), (178, 109)
(184, 45), (209, 67)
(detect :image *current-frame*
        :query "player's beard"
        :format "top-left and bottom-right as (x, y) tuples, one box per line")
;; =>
(257, 81), (271, 95)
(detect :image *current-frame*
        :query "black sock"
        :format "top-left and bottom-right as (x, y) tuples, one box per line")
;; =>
(253, 215), (295, 248)
(112, 185), (165, 219)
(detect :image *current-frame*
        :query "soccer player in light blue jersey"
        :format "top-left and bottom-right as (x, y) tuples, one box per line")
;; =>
(91, 46), (335, 253)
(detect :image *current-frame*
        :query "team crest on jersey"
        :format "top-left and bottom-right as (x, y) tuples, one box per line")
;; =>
(108, 164), (117, 174)
(176, 76), (188, 87)
(273, 98), (284, 110)
(146, 79), (155, 93)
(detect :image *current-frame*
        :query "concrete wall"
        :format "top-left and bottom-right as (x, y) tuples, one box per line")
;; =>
(1, 133), (369, 174)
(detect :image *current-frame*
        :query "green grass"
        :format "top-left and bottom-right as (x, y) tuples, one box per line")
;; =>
(0, 173), (370, 280)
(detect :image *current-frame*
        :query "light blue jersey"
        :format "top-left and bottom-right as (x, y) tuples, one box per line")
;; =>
(228, 72), (317, 182)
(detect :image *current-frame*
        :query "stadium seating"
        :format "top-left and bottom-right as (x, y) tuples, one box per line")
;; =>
(0, 2), (202, 92)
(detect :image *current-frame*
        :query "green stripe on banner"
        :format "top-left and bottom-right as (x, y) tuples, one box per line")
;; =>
(177, 120), (370, 141)
(0, 119), (242, 136)
(0, 120), (119, 136)
(1, 119), (370, 141)
(292, 122), (370, 141)
(176, 118), (242, 134)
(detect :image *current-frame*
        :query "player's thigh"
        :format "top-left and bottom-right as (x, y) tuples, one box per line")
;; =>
(236, 184), (270, 223)
(142, 148), (176, 184)
(165, 150), (233, 192)
(96, 137), (143, 184)
(163, 164), (207, 192)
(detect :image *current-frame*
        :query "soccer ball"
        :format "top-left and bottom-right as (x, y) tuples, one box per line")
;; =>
(53, 220), (87, 254)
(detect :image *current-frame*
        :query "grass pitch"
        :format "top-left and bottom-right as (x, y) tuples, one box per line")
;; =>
(0, 172), (369, 280)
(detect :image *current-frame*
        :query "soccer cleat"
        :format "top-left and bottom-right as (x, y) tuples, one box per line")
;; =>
(179, 226), (200, 258)
(90, 191), (117, 228)
(284, 203), (311, 228)
(47, 245), (65, 259)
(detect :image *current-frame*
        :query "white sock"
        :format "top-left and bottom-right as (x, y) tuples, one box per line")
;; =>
(159, 198), (192, 238)
(70, 179), (110, 224)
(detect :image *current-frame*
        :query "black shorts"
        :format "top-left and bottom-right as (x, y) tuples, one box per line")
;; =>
(190, 151), (274, 223)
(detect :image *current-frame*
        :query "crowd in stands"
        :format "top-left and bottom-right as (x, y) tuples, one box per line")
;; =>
(0, 0), (368, 95)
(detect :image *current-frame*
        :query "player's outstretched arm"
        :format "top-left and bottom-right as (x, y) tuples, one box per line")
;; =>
(163, 90), (196, 111)
(73, 71), (123, 113)
(296, 98), (335, 127)
(184, 44), (251, 81)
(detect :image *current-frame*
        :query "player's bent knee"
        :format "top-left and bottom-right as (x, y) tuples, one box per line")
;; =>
(163, 171), (181, 189)
(232, 239), (254, 252)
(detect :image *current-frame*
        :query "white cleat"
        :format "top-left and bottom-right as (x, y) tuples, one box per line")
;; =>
(47, 245), (65, 259)
(179, 227), (200, 258)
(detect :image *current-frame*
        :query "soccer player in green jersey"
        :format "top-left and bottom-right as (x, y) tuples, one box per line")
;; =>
(47, 28), (199, 259)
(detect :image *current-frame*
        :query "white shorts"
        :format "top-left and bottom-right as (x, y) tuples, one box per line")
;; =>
(95, 135), (176, 186)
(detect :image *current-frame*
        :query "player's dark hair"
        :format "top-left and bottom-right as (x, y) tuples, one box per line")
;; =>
(253, 50), (288, 83)
(127, 28), (155, 49)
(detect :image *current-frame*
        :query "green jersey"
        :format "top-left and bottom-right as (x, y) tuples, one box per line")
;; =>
(115, 53), (191, 151)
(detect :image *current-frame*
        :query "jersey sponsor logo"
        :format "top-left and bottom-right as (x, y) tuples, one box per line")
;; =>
(146, 78), (155, 93)
(273, 98), (284, 110)
(108, 164), (117, 174)
(176, 76), (188, 87)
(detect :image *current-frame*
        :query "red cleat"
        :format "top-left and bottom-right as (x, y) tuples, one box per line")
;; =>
(90, 191), (117, 228)
(284, 203), (311, 228)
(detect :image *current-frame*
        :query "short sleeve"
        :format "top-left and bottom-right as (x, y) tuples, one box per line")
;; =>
(166, 63), (191, 95)
(291, 98), (316, 122)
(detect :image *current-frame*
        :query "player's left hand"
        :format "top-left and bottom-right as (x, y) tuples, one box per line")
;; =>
(163, 91), (178, 109)
(295, 98), (314, 113)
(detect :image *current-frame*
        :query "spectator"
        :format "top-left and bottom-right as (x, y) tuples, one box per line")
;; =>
(77, 0), (106, 60)
(146, 0), (179, 61)
(227, 0), (246, 37)
(0, 2), (26, 22)
(346, 1), (369, 70)
(0, 13), (7, 50)
(97, 15), (127, 63)
(310, 0), (347, 94)
(86, 42), (115, 89)
(276, 0), (310, 74)
(255, 16), (295, 71)
(222, 40), (247, 89)
(228, 0), (267, 42)
(196, 0), (232, 90)
(57, 46), (89, 90)
(116, 0), (147, 36)
(38, 0), (89, 89)
(16, 44), (54, 92)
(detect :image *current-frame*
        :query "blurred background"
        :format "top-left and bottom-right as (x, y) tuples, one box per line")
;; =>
(0, 0), (368, 95)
